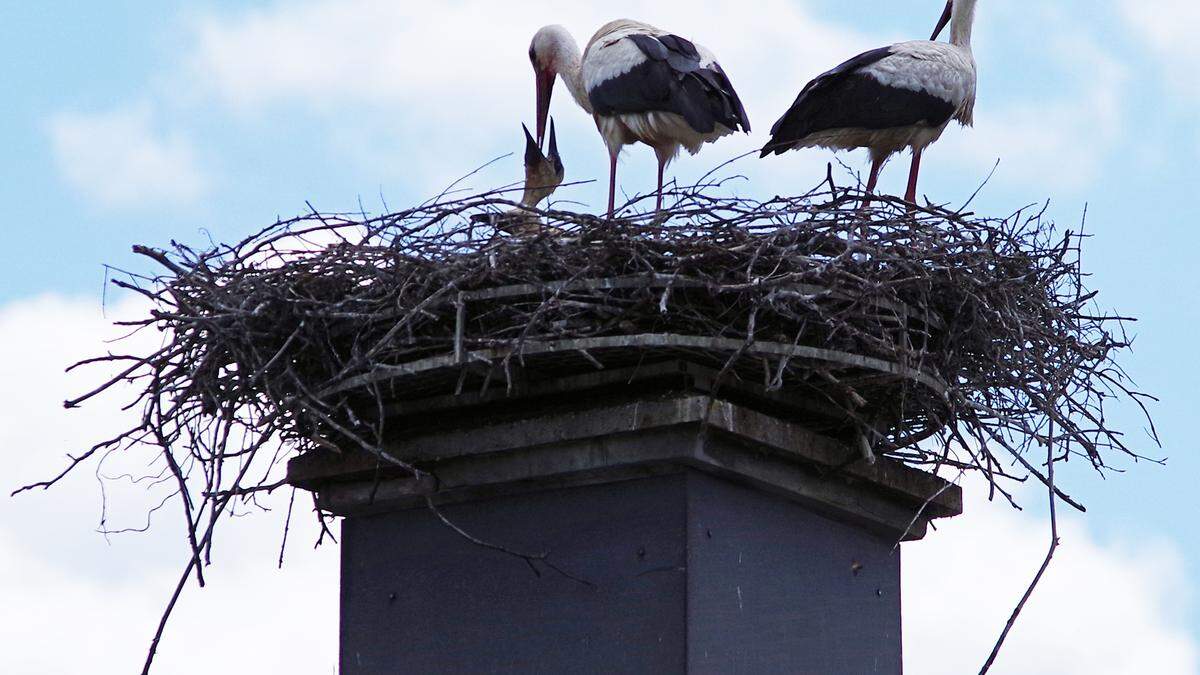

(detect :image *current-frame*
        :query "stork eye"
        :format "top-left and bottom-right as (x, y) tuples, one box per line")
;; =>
(528, 45), (537, 64)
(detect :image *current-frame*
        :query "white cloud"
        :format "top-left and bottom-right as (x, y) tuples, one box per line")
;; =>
(183, 0), (870, 198)
(1119, 0), (1200, 100)
(933, 4), (1130, 192)
(0, 295), (337, 674)
(905, 482), (1198, 674)
(1118, 0), (1200, 155)
(47, 105), (207, 209)
(187, 0), (862, 116)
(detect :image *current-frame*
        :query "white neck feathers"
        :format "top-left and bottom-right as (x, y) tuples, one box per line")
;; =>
(950, 0), (977, 49)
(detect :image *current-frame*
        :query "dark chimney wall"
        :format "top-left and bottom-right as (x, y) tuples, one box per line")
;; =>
(339, 471), (902, 674)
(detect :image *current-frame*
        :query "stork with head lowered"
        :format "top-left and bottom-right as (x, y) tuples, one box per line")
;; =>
(529, 20), (750, 219)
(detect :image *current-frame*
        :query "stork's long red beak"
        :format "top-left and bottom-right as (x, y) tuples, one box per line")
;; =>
(931, 0), (953, 40)
(535, 68), (555, 147)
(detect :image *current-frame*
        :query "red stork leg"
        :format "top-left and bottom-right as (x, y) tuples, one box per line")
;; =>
(606, 151), (619, 219)
(905, 149), (923, 206)
(865, 155), (885, 195)
(652, 145), (674, 217)
(861, 154), (886, 208)
(656, 157), (666, 213)
(858, 154), (887, 240)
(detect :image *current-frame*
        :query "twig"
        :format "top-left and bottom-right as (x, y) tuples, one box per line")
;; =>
(278, 487), (296, 569)
(423, 496), (594, 588)
(978, 411), (1062, 673)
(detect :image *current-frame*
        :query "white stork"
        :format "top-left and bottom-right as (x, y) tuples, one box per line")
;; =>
(529, 20), (751, 218)
(760, 0), (978, 206)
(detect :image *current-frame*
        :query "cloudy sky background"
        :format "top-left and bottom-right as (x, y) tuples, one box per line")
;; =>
(2, 0), (1198, 672)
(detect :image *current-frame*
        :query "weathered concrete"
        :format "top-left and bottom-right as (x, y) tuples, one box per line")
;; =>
(290, 392), (959, 540)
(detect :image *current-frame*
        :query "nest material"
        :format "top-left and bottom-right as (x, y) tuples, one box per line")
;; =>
(33, 183), (1157, 529)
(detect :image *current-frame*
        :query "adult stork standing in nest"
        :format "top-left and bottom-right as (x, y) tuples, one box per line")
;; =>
(529, 20), (750, 218)
(760, 0), (978, 206)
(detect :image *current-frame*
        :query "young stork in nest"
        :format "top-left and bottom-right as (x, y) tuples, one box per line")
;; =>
(473, 121), (564, 236)
(530, 20), (750, 218)
(760, 0), (978, 206)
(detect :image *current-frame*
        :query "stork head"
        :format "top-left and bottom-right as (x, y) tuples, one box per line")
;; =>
(530, 25), (569, 147)
(931, 0), (954, 40)
(522, 119), (564, 208)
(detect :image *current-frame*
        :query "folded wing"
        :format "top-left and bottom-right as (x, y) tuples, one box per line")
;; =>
(588, 33), (751, 135)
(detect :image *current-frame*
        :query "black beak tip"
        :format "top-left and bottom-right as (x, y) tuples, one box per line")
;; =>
(523, 123), (543, 167)
(548, 121), (563, 175)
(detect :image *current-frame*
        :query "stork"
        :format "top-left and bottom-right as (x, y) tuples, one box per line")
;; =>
(472, 120), (564, 235)
(760, 0), (978, 206)
(530, 20), (750, 218)
(518, 120), (565, 214)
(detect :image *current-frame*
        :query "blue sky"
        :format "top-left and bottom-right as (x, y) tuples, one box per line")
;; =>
(2, 1), (1197, 672)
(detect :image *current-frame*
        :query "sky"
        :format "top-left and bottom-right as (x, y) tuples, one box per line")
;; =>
(1, 0), (1198, 672)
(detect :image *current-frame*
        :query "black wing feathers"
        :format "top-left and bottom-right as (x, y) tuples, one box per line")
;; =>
(761, 46), (955, 157)
(588, 33), (750, 135)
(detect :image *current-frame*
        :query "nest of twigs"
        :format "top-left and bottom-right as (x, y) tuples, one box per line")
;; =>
(17, 178), (1160, 672)
(25, 181), (1157, 537)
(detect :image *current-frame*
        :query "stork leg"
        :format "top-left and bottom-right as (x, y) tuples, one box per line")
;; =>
(606, 151), (619, 219)
(905, 149), (923, 207)
(858, 155), (887, 240)
(653, 146), (673, 216)
(861, 155), (886, 208)
(865, 155), (885, 195)
(656, 157), (666, 213)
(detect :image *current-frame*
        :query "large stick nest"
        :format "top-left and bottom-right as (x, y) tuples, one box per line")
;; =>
(27, 181), (1157, 528)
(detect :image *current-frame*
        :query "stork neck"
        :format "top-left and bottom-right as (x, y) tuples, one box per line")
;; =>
(554, 41), (591, 114)
(950, 0), (976, 49)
